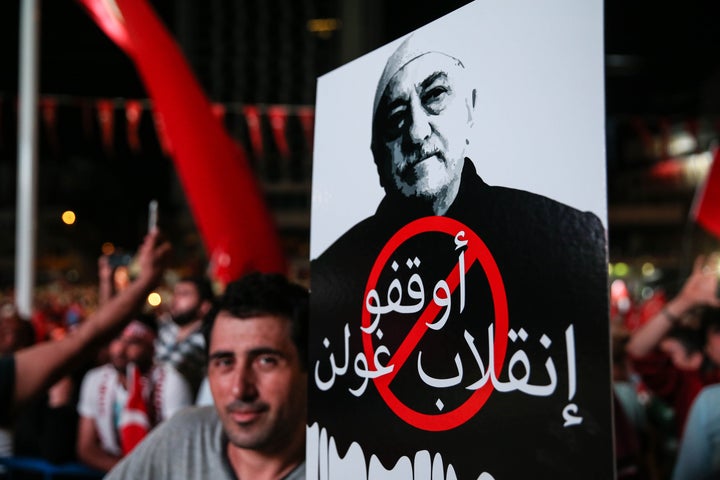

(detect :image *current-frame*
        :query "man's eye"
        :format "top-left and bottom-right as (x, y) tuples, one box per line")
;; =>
(422, 86), (449, 112)
(212, 357), (234, 370)
(256, 355), (280, 369)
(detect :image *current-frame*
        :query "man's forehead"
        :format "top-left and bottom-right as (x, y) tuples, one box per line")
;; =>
(373, 32), (465, 115)
(211, 311), (292, 342)
(383, 53), (464, 99)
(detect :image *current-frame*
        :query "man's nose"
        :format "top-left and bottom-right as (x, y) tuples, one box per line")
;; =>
(231, 364), (258, 400)
(406, 101), (431, 145)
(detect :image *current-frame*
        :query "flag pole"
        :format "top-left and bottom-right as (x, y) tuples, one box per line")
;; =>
(15, 0), (41, 318)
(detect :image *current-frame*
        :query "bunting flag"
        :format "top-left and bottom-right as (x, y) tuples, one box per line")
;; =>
(267, 105), (290, 160)
(243, 105), (264, 159)
(211, 103), (226, 124)
(125, 100), (143, 153)
(692, 148), (720, 239)
(152, 111), (173, 156)
(118, 364), (150, 455)
(96, 99), (115, 153)
(78, 0), (286, 281)
(297, 106), (315, 152)
(40, 97), (59, 153)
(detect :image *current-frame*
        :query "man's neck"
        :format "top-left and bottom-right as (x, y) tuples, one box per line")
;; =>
(226, 438), (304, 480)
(176, 318), (202, 341)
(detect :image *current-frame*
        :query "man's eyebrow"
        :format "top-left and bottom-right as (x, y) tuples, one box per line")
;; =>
(419, 71), (449, 91)
(208, 350), (234, 360)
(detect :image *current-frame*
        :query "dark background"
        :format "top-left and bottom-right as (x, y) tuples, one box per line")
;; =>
(0, 0), (718, 289)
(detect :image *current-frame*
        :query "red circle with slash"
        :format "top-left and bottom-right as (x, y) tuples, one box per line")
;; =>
(362, 216), (508, 431)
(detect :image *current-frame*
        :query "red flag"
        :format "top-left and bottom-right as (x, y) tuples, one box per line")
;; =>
(297, 106), (315, 152)
(125, 100), (143, 153)
(79, 0), (286, 280)
(96, 99), (115, 153)
(152, 110), (173, 156)
(268, 105), (290, 160)
(118, 364), (150, 455)
(243, 105), (264, 158)
(211, 103), (226, 124)
(40, 97), (59, 153)
(693, 148), (720, 239)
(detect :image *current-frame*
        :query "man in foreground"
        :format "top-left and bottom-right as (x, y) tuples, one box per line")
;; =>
(106, 272), (307, 480)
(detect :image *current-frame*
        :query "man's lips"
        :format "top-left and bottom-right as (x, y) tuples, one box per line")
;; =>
(408, 150), (442, 168)
(228, 404), (268, 424)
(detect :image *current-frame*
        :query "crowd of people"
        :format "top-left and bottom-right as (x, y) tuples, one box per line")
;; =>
(614, 255), (720, 479)
(0, 231), (309, 479)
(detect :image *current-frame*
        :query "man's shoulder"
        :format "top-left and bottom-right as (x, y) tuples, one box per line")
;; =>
(478, 181), (604, 236)
(313, 214), (383, 264)
(126, 406), (223, 456)
(696, 384), (720, 407)
(105, 406), (229, 480)
(81, 364), (115, 386)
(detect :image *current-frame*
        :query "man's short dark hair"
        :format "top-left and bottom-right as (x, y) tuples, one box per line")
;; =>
(202, 272), (309, 369)
(179, 276), (214, 303)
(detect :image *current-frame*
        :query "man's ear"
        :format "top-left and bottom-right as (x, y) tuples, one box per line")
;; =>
(199, 300), (213, 318)
(371, 145), (387, 189)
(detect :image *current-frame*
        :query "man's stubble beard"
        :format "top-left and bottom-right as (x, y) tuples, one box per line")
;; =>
(172, 305), (201, 326)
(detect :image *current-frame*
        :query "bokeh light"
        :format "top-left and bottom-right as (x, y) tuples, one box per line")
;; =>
(61, 211), (76, 225)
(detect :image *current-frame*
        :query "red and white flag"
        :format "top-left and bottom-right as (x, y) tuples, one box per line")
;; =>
(692, 148), (720, 239)
(118, 364), (150, 455)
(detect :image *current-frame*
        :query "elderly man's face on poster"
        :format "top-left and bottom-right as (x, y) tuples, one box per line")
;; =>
(374, 52), (476, 206)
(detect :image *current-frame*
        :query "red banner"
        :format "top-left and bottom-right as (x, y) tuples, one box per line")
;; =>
(79, 0), (286, 280)
(243, 105), (264, 158)
(40, 97), (59, 153)
(96, 99), (115, 153)
(268, 106), (290, 160)
(297, 106), (315, 152)
(125, 100), (143, 153)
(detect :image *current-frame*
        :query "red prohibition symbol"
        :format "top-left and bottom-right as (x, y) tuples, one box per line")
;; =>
(361, 216), (509, 431)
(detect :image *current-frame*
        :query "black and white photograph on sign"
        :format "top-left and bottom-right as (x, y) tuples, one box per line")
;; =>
(309, 1), (612, 479)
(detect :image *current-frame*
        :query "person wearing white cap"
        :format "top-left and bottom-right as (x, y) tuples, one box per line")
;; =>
(309, 33), (612, 479)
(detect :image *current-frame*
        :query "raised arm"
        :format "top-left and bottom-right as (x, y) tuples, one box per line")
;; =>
(626, 255), (720, 358)
(12, 230), (171, 406)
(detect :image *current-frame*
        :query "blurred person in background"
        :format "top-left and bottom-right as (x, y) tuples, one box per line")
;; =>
(0, 231), (171, 433)
(76, 314), (191, 472)
(672, 382), (720, 479)
(0, 307), (35, 461)
(626, 255), (720, 438)
(155, 276), (214, 398)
